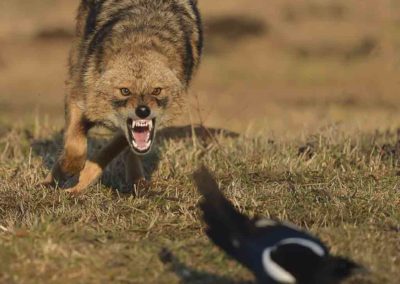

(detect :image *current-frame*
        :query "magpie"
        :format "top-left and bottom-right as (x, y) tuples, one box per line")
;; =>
(193, 166), (364, 284)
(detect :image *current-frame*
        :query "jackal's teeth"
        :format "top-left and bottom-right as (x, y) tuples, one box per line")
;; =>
(131, 138), (152, 151)
(132, 119), (153, 129)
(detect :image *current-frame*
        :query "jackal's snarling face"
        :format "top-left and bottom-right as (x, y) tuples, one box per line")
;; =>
(90, 51), (184, 155)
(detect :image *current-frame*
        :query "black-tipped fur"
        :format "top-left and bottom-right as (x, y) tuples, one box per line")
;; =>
(44, 0), (203, 194)
(78, 0), (203, 87)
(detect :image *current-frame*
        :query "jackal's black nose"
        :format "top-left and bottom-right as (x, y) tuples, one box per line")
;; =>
(136, 105), (151, 119)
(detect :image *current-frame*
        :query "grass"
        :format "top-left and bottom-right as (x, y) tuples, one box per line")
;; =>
(1, 1), (400, 283)
(0, 122), (399, 284)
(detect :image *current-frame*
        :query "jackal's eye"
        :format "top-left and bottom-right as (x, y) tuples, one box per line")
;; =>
(120, 88), (132, 96)
(152, 88), (162, 96)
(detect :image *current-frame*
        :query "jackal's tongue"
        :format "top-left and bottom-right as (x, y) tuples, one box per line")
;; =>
(130, 119), (154, 151)
(133, 130), (149, 147)
(133, 131), (148, 142)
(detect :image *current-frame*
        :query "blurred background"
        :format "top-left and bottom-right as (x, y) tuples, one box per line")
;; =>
(1, 0), (400, 137)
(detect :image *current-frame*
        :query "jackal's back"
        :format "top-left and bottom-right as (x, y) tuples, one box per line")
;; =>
(71, 0), (202, 88)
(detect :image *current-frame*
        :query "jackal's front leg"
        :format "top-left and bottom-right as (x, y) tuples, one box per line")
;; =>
(44, 103), (89, 187)
(65, 134), (127, 195)
(125, 151), (147, 192)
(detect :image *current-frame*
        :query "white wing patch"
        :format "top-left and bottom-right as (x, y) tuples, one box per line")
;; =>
(255, 219), (302, 232)
(261, 238), (326, 283)
(262, 248), (296, 284)
(279, 238), (326, 257)
(255, 219), (277, 228)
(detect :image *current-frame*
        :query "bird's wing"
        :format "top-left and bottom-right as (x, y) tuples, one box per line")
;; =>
(193, 166), (255, 266)
(262, 242), (325, 284)
(252, 217), (328, 250)
(193, 166), (330, 281)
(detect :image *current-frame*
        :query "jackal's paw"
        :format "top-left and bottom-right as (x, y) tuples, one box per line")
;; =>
(60, 157), (86, 177)
(40, 172), (63, 188)
(123, 178), (151, 194)
(64, 184), (87, 196)
(40, 163), (76, 188)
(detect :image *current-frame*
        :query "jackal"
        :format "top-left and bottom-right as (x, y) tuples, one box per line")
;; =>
(44, 0), (203, 194)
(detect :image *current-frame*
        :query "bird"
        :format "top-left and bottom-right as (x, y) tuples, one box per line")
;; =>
(193, 166), (364, 284)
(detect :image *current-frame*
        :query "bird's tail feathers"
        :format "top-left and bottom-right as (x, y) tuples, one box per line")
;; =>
(193, 166), (252, 232)
(193, 166), (254, 260)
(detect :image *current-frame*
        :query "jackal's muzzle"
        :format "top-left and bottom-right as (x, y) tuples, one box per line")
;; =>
(126, 105), (157, 154)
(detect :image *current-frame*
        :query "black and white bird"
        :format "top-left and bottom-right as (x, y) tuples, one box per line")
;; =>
(193, 167), (364, 284)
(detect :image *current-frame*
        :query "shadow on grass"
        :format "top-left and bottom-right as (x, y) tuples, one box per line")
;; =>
(204, 15), (268, 54)
(0, 53), (5, 68)
(292, 36), (378, 61)
(283, 2), (347, 23)
(159, 248), (253, 284)
(35, 28), (74, 41)
(32, 125), (239, 192)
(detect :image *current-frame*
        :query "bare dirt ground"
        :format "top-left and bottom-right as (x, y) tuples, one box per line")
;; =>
(0, 1), (400, 283)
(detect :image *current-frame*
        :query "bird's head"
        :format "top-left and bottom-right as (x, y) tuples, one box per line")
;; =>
(313, 256), (366, 284)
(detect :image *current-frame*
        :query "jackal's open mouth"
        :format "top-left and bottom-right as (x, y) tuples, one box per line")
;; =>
(127, 118), (156, 154)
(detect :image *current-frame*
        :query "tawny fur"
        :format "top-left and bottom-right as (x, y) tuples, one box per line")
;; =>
(44, 0), (202, 194)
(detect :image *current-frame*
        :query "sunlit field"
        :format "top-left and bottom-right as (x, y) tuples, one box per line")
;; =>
(1, 1), (399, 283)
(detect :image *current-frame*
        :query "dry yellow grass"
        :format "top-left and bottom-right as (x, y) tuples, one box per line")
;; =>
(1, 1), (400, 283)
(1, 122), (400, 283)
